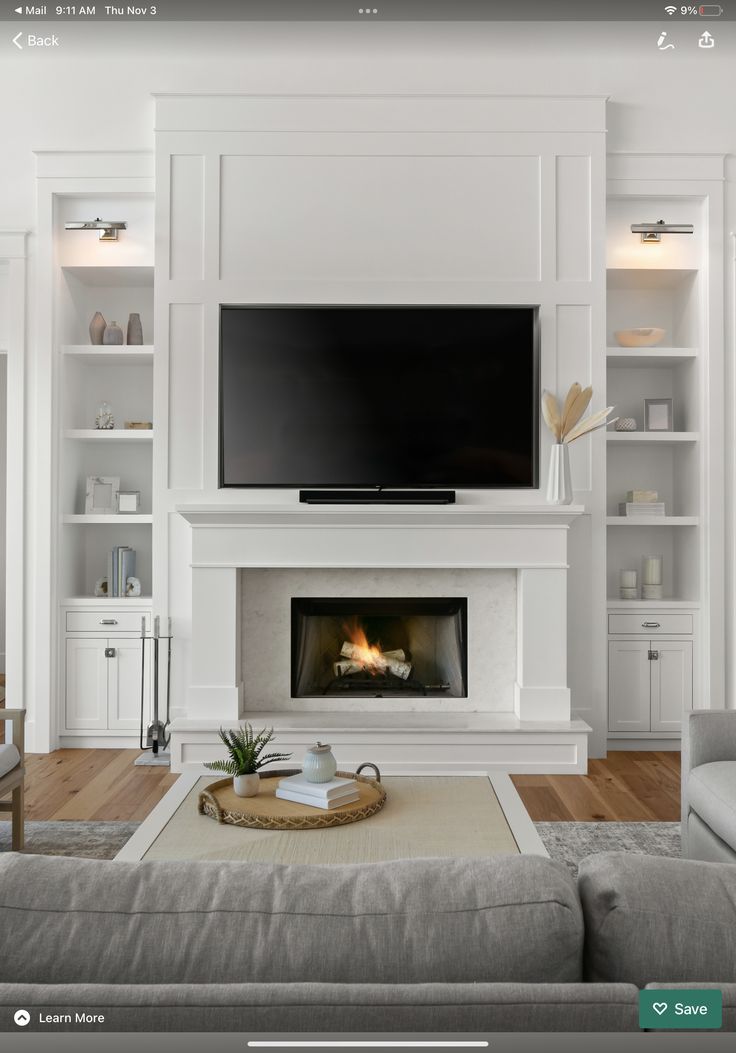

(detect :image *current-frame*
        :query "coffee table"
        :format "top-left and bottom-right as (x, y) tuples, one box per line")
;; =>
(115, 773), (547, 863)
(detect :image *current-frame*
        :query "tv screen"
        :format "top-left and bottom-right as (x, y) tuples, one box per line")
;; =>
(219, 305), (539, 489)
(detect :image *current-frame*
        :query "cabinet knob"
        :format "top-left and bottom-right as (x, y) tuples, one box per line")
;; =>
(100, 619), (118, 625)
(641, 621), (661, 628)
(104, 647), (116, 658)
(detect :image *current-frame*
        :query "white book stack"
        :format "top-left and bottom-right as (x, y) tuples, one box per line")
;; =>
(275, 773), (360, 810)
(619, 490), (665, 517)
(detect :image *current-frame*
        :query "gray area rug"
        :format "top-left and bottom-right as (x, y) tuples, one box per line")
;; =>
(536, 821), (681, 876)
(0, 821), (140, 859)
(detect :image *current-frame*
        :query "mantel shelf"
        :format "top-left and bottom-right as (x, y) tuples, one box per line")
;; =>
(64, 429), (153, 442)
(606, 516), (699, 527)
(63, 514), (153, 525)
(606, 432), (699, 444)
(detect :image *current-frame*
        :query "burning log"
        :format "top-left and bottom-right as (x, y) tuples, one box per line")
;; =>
(340, 640), (412, 680)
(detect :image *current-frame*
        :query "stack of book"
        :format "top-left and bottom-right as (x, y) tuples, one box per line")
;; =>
(107, 546), (136, 598)
(618, 490), (665, 518)
(275, 773), (359, 810)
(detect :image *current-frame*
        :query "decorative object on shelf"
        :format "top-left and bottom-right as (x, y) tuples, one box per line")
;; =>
(204, 724), (292, 798)
(102, 320), (124, 346)
(126, 576), (142, 597)
(619, 502), (665, 518)
(541, 383), (618, 505)
(628, 490), (658, 503)
(95, 401), (114, 430)
(88, 311), (107, 345)
(614, 327), (666, 348)
(642, 555), (664, 601)
(94, 576), (109, 597)
(118, 491), (141, 514)
(126, 312), (143, 345)
(84, 475), (120, 515)
(124, 421), (153, 430)
(615, 418), (638, 432)
(645, 398), (674, 432)
(302, 742), (338, 784)
(107, 545), (136, 597)
(619, 569), (638, 600)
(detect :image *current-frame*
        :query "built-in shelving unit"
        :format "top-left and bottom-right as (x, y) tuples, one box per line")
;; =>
(605, 516), (699, 527)
(606, 432), (699, 444)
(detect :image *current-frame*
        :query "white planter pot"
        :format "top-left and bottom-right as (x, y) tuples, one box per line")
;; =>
(546, 443), (573, 505)
(233, 773), (260, 797)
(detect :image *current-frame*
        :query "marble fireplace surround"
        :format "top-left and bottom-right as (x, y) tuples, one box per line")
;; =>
(171, 505), (590, 774)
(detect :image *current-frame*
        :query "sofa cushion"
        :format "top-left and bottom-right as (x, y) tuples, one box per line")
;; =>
(578, 852), (736, 986)
(688, 761), (736, 850)
(0, 854), (583, 986)
(0, 743), (20, 779)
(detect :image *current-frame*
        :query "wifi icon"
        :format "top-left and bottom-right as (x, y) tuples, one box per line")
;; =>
(665, 5), (677, 13)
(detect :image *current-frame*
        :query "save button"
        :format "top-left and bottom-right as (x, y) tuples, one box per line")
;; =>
(639, 989), (722, 1029)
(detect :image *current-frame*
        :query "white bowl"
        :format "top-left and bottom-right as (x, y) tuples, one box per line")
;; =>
(614, 328), (666, 348)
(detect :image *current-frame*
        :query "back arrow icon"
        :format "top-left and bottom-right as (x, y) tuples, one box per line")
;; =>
(12, 32), (23, 49)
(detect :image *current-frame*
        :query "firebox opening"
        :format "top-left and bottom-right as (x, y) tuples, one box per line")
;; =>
(291, 598), (468, 699)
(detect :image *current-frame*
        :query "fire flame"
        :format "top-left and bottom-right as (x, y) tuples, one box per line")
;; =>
(344, 621), (385, 674)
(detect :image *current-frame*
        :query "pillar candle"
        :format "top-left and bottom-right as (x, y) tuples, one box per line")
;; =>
(619, 570), (637, 589)
(643, 557), (663, 586)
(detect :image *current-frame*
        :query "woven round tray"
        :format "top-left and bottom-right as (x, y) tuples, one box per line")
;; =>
(197, 766), (386, 831)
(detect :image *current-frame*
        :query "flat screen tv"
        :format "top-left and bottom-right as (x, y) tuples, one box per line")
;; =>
(219, 305), (539, 489)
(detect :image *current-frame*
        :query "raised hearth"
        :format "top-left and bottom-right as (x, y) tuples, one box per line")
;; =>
(172, 504), (591, 774)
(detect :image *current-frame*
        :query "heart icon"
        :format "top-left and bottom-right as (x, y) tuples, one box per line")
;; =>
(653, 1002), (668, 1016)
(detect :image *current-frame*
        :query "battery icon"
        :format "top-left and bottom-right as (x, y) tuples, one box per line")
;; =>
(699, 4), (723, 14)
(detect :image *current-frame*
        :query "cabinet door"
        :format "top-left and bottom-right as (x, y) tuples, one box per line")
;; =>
(108, 638), (148, 731)
(608, 640), (651, 733)
(651, 639), (693, 733)
(65, 638), (108, 730)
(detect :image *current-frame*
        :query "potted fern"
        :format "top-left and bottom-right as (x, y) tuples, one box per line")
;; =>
(204, 724), (292, 797)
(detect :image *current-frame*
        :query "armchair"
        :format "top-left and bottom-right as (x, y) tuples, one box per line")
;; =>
(0, 709), (25, 851)
(682, 709), (736, 862)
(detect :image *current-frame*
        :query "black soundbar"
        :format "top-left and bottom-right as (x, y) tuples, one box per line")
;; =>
(299, 489), (456, 505)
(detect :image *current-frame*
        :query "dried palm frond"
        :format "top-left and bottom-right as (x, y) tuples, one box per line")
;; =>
(541, 390), (562, 442)
(564, 406), (617, 444)
(561, 385), (593, 439)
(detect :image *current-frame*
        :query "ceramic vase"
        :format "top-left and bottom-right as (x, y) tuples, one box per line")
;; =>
(302, 742), (338, 783)
(127, 312), (143, 345)
(89, 312), (107, 345)
(103, 321), (124, 346)
(233, 773), (260, 798)
(546, 443), (573, 505)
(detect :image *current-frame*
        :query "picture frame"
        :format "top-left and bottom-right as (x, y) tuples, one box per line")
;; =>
(644, 398), (673, 432)
(117, 490), (141, 514)
(85, 476), (120, 515)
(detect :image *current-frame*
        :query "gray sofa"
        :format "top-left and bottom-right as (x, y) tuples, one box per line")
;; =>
(0, 851), (734, 1032)
(682, 708), (736, 862)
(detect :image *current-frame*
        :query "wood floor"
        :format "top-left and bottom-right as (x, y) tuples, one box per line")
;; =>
(20, 748), (681, 823)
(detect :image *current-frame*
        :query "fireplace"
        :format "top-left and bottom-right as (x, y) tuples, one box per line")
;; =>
(291, 598), (468, 699)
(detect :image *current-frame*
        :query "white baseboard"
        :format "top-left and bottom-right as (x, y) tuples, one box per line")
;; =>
(607, 738), (681, 751)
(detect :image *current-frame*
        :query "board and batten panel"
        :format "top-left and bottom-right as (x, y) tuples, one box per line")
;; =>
(556, 304), (593, 493)
(219, 155), (541, 282)
(168, 303), (205, 490)
(169, 155), (205, 281)
(555, 155), (592, 283)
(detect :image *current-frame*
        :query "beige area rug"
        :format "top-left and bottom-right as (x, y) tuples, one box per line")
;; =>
(141, 776), (520, 863)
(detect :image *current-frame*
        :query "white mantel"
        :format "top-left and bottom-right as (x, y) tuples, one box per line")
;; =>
(170, 503), (590, 774)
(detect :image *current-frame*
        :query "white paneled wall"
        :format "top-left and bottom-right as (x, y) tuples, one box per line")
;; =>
(155, 95), (607, 752)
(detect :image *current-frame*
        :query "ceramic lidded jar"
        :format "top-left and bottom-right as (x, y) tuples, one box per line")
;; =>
(302, 742), (337, 783)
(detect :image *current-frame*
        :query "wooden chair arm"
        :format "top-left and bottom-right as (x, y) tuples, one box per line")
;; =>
(1, 708), (25, 758)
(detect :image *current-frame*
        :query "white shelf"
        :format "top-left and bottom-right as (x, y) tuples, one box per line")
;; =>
(606, 267), (697, 291)
(607, 599), (700, 610)
(62, 596), (153, 607)
(606, 431), (699, 444)
(61, 265), (154, 288)
(606, 516), (699, 527)
(64, 428), (153, 442)
(606, 347), (698, 368)
(62, 514), (153, 525)
(61, 345), (153, 365)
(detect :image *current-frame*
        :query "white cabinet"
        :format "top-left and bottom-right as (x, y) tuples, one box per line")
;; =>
(608, 637), (692, 734)
(62, 606), (151, 736)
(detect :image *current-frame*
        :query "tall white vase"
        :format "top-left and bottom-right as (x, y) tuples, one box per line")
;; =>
(546, 443), (573, 505)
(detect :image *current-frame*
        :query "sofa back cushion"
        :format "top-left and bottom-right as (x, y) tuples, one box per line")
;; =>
(579, 852), (736, 985)
(0, 854), (583, 985)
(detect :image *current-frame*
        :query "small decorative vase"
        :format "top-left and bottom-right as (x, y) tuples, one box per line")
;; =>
(546, 443), (572, 506)
(127, 312), (143, 345)
(615, 418), (637, 432)
(302, 742), (337, 783)
(233, 773), (260, 798)
(95, 401), (114, 430)
(103, 320), (124, 346)
(89, 311), (107, 345)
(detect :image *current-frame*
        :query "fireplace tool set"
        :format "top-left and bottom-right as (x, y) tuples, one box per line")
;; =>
(134, 616), (172, 767)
